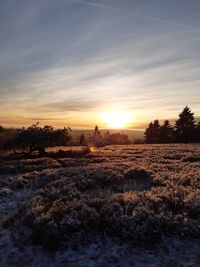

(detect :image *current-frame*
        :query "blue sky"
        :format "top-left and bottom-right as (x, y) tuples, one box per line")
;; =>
(0, 0), (200, 128)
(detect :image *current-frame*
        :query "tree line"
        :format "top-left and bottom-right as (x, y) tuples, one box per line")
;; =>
(145, 106), (200, 143)
(0, 123), (130, 155)
(79, 125), (130, 147)
(0, 106), (199, 155)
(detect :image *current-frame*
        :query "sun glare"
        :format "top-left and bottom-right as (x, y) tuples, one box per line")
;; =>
(101, 111), (132, 129)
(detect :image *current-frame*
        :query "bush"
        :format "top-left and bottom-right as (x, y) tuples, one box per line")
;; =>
(5, 168), (200, 251)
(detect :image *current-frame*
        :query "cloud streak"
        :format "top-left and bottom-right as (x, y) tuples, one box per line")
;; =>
(0, 0), (200, 127)
(67, 0), (200, 30)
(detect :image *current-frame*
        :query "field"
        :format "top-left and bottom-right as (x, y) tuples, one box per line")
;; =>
(1, 144), (200, 266)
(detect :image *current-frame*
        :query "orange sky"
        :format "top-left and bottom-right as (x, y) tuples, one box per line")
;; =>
(1, 1), (200, 129)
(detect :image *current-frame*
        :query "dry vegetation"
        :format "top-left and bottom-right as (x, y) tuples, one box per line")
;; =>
(1, 144), (200, 266)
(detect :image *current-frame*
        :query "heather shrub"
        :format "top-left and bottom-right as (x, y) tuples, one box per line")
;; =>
(2, 144), (200, 252)
(182, 156), (200, 162)
(5, 176), (200, 250)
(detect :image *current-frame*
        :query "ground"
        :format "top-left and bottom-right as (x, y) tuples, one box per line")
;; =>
(0, 144), (200, 267)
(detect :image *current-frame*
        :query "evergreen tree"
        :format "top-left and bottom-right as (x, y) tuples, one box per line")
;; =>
(195, 122), (200, 142)
(94, 125), (100, 136)
(93, 125), (102, 147)
(159, 120), (174, 143)
(145, 120), (160, 143)
(0, 125), (4, 133)
(144, 122), (154, 143)
(152, 120), (160, 143)
(79, 133), (86, 146)
(175, 106), (196, 143)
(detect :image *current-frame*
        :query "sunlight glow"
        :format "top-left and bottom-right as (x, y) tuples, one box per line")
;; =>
(101, 111), (132, 129)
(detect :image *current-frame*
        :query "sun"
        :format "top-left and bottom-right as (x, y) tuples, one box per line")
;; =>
(101, 111), (132, 129)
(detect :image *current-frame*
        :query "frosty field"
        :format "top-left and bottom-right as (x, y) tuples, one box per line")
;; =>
(1, 144), (200, 267)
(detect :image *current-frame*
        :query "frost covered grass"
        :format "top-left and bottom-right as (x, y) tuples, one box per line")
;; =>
(1, 144), (200, 265)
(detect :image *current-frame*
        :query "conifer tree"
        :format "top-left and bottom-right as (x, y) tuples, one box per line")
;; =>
(175, 106), (196, 143)
(144, 122), (154, 143)
(159, 120), (174, 143)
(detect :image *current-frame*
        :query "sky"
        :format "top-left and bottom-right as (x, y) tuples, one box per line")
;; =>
(0, 0), (200, 129)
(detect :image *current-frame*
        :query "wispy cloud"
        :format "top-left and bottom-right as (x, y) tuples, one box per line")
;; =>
(0, 0), (200, 127)
(67, 0), (200, 30)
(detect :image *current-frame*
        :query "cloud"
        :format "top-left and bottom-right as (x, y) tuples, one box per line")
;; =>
(0, 0), (200, 127)
(28, 117), (69, 121)
(67, 0), (200, 30)
(41, 99), (102, 112)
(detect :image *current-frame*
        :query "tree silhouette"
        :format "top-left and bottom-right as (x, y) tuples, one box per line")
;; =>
(195, 122), (200, 142)
(159, 120), (174, 143)
(175, 106), (196, 143)
(0, 125), (4, 133)
(145, 120), (160, 143)
(94, 125), (100, 136)
(152, 120), (160, 143)
(79, 133), (86, 146)
(144, 122), (154, 143)
(92, 125), (103, 147)
(13, 123), (72, 156)
(103, 132), (129, 145)
(145, 106), (198, 144)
